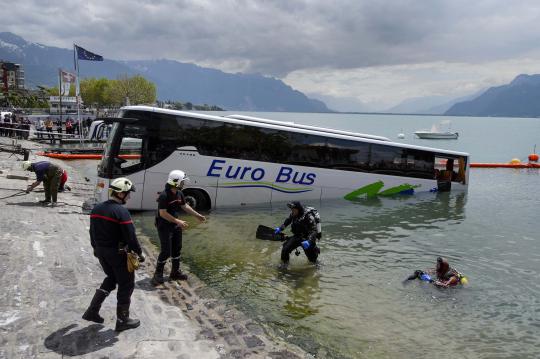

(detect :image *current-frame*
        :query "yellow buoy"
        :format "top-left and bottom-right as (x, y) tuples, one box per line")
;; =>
(509, 158), (521, 164)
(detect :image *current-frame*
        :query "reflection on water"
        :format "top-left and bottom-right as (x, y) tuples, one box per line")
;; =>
(278, 266), (320, 320)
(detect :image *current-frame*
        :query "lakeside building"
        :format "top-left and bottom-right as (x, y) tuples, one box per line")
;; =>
(0, 61), (25, 92)
(49, 96), (79, 114)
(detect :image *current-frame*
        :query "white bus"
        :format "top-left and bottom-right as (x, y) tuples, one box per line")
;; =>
(94, 106), (469, 211)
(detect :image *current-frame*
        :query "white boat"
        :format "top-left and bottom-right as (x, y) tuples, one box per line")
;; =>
(414, 121), (458, 139)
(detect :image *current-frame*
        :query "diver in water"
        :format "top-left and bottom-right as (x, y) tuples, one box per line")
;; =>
(406, 257), (467, 287)
(275, 201), (321, 269)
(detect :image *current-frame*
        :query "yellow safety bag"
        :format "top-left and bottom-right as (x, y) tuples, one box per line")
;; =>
(127, 251), (140, 273)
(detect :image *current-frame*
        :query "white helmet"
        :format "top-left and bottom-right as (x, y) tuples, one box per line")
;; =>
(22, 161), (32, 171)
(167, 170), (189, 188)
(109, 177), (136, 194)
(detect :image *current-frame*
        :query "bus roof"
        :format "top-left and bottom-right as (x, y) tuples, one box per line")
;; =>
(120, 106), (470, 158)
(224, 114), (391, 142)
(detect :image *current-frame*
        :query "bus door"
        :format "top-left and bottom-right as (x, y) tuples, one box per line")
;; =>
(434, 155), (467, 192)
(109, 124), (147, 209)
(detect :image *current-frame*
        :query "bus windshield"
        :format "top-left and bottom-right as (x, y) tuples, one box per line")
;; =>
(98, 122), (146, 178)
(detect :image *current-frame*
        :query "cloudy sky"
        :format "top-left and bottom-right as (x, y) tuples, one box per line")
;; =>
(5, 0), (540, 111)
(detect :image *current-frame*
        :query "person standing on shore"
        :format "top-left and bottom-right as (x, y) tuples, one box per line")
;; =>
(83, 178), (145, 332)
(152, 170), (206, 285)
(22, 160), (63, 206)
(44, 117), (53, 142)
(36, 118), (45, 139)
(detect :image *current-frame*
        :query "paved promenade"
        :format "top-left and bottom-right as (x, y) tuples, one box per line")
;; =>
(0, 137), (304, 359)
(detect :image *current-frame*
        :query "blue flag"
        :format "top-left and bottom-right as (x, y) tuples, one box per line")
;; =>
(75, 45), (103, 61)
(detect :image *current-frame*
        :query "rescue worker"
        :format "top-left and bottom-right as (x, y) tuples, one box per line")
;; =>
(430, 257), (461, 288)
(82, 177), (145, 332)
(406, 257), (468, 287)
(22, 160), (63, 205)
(57, 169), (71, 192)
(275, 201), (321, 269)
(152, 170), (206, 285)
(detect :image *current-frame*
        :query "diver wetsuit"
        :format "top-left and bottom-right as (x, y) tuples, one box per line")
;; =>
(89, 199), (142, 306)
(280, 204), (321, 264)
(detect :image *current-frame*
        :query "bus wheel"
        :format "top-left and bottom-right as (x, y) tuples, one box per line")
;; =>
(183, 189), (210, 211)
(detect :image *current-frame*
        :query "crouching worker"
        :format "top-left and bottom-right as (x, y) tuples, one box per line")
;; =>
(57, 169), (71, 192)
(152, 170), (206, 285)
(275, 201), (321, 269)
(22, 160), (63, 206)
(83, 178), (145, 332)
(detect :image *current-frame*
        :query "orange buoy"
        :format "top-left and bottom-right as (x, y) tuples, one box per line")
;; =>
(470, 162), (540, 168)
(529, 153), (539, 162)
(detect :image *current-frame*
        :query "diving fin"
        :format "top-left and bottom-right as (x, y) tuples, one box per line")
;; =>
(256, 225), (285, 241)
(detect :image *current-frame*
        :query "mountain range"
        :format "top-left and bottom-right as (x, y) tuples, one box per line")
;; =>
(444, 74), (540, 117)
(2, 32), (540, 117)
(0, 32), (330, 112)
(385, 94), (478, 115)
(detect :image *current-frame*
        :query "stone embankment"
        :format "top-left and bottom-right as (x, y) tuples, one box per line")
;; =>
(0, 137), (305, 359)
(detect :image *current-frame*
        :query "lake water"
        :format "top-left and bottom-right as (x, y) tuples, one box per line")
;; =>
(127, 112), (540, 359)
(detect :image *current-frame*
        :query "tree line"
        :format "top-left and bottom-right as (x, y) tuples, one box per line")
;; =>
(2, 74), (222, 111)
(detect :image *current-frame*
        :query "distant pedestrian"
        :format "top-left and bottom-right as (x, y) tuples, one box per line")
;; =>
(56, 119), (63, 135)
(82, 178), (144, 332)
(65, 118), (73, 135)
(36, 118), (45, 139)
(45, 117), (53, 141)
(74, 119), (80, 136)
(85, 117), (92, 135)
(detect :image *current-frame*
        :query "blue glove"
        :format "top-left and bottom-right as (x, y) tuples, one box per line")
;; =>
(419, 273), (433, 282)
(274, 227), (282, 234)
(301, 240), (311, 249)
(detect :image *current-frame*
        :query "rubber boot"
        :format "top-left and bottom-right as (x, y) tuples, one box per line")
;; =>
(115, 304), (140, 332)
(151, 261), (165, 285)
(169, 258), (188, 281)
(82, 289), (108, 323)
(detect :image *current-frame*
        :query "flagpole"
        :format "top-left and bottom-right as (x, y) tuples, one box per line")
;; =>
(74, 44), (82, 143)
(58, 68), (63, 126)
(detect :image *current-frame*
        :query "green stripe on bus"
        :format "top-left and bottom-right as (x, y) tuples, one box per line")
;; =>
(221, 181), (310, 192)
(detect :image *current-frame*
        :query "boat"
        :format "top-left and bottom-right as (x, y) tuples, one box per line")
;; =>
(414, 120), (458, 139)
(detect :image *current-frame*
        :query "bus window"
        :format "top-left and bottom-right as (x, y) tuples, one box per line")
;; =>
(403, 149), (435, 179)
(326, 138), (370, 171)
(258, 128), (291, 163)
(287, 132), (327, 167)
(220, 123), (261, 160)
(370, 144), (406, 175)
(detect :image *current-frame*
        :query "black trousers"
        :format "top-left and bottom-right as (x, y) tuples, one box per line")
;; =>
(281, 235), (320, 263)
(95, 247), (134, 306)
(156, 224), (183, 264)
